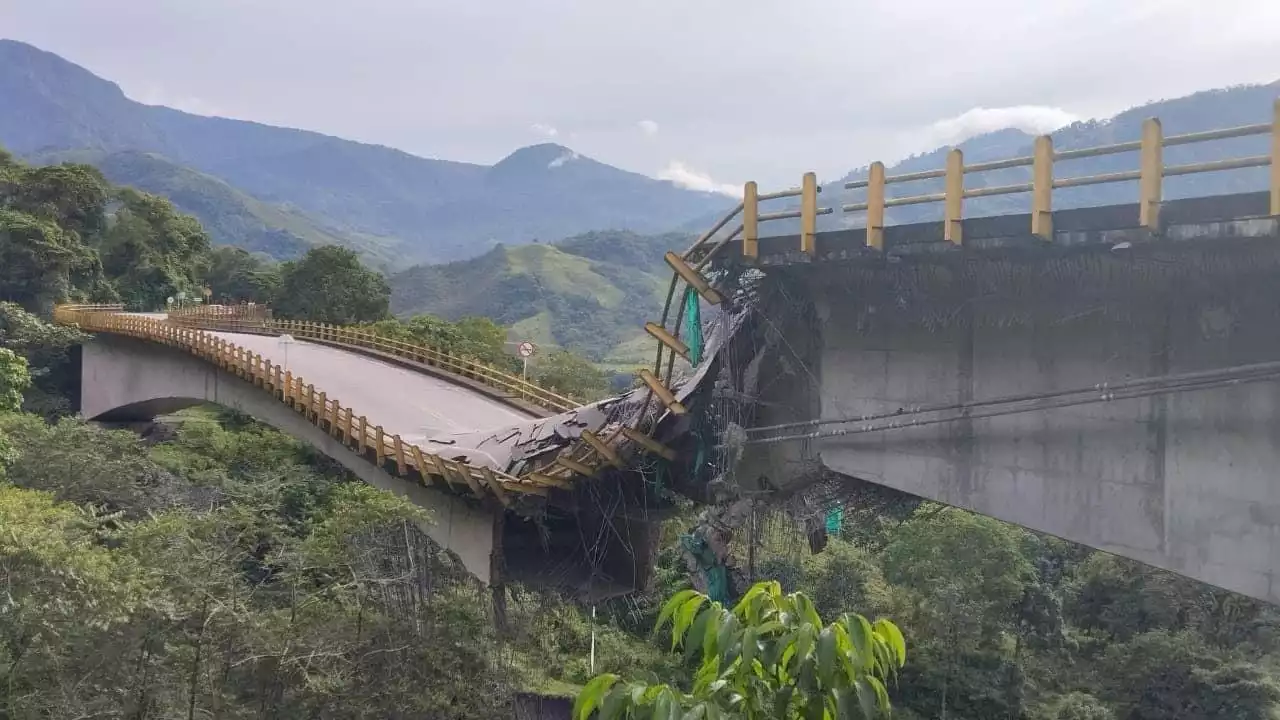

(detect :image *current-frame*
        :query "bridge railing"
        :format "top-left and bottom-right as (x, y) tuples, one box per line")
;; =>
(54, 305), (546, 505)
(56, 303), (126, 312)
(165, 306), (579, 414)
(732, 98), (1280, 257)
(170, 303), (271, 322)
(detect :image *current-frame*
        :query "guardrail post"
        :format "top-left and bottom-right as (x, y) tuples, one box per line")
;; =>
(944, 148), (964, 244)
(1139, 117), (1163, 231)
(743, 181), (759, 259)
(1031, 135), (1054, 239)
(394, 435), (407, 475)
(866, 161), (886, 250)
(800, 172), (818, 256)
(1271, 98), (1279, 216)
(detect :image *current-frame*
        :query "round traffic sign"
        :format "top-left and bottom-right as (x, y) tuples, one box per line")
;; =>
(517, 341), (537, 358)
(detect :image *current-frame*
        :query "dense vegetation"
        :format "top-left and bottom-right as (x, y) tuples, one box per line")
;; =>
(578, 581), (907, 719)
(31, 149), (401, 267)
(574, 497), (1280, 719)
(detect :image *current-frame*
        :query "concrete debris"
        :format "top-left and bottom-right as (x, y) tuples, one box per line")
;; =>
(414, 285), (757, 479)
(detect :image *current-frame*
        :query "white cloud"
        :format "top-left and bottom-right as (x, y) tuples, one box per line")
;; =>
(548, 149), (579, 168)
(637, 119), (659, 136)
(926, 106), (1081, 147)
(530, 123), (558, 138)
(657, 161), (738, 196)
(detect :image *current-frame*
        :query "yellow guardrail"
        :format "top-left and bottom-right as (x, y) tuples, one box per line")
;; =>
(166, 306), (578, 414)
(728, 99), (1280, 256)
(57, 303), (127, 312)
(54, 306), (550, 505)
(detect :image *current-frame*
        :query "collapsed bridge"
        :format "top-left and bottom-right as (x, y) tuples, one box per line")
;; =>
(60, 102), (1280, 605)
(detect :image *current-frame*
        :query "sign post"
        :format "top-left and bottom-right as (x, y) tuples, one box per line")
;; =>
(517, 341), (537, 398)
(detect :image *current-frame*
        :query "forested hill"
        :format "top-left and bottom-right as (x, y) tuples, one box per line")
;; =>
(0, 39), (734, 265)
(29, 148), (404, 267)
(390, 230), (685, 367)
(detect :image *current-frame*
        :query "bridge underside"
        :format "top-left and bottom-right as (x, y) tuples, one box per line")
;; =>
(78, 335), (656, 597)
(732, 227), (1280, 604)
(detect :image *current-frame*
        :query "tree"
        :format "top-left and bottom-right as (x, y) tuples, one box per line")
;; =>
(0, 347), (29, 413)
(97, 188), (211, 310)
(1034, 692), (1115, 720)
(0, 485), (147, 718)
(0, 161), (112, 312)
(880, 507), (1033, 719)
(0, 302), (86, 416)
(533, 348), (611, 402)
(274, 245), (390, 324)
(3, 162), (109, 239)
(0, 208), (102, 312)
(574, 580), (907, 719)
(203, 245), (281, 304)
(0, 347), (28, 482)
(1095, 631), (1280, 719)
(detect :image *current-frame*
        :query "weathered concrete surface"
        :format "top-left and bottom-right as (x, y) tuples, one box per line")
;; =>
(745, 232), (1280, 604)
(81, 334), (498, 582)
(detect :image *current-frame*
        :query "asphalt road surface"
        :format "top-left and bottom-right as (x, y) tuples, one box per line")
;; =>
(207, 330), (533, 447)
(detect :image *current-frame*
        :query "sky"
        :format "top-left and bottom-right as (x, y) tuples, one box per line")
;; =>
(4, 0), (1280, 193)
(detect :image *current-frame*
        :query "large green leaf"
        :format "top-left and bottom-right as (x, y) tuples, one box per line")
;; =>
(872, 619), (907, 668)
(817, 626), (838, 687)
(574, 673), (619, 720)
(656, 589), (700, 635)
(674, 594), (709, 650)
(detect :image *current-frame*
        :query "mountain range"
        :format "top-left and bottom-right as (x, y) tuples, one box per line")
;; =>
(0, 38), (733, 267)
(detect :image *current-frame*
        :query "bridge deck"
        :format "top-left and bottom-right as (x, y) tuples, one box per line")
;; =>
(208, 331), (533, 449)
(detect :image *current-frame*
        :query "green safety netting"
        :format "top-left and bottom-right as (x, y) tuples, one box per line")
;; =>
(825, 505), (844, 535)
(683, 286), (703, 366)
(680, 531), (730, 604)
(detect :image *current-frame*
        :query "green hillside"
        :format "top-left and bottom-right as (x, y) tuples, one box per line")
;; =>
(390, 230), (687, 365)
(30, 149), (403, 269)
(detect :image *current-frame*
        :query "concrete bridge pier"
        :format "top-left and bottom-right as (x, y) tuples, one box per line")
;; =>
(743, 235), (1280, 604)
